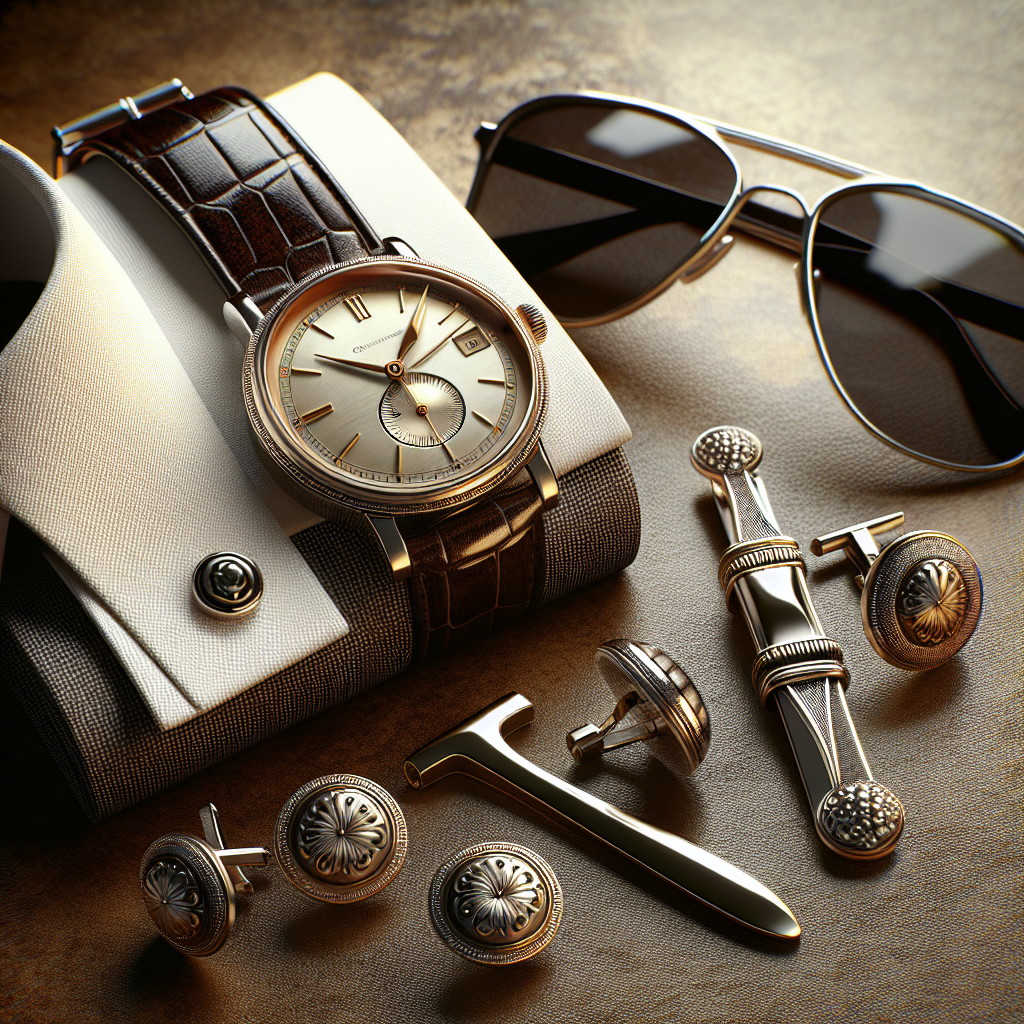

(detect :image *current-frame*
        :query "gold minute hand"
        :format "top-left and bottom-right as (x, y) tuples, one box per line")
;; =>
(397, 284), (429, 362)
(314, 353), (388, 374)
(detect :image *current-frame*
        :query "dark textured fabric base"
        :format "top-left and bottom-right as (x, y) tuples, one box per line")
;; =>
(0, 447), (639, 821)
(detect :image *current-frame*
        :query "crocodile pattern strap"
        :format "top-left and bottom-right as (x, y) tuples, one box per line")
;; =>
(67, 87), (369, 313)
(401, 472), (546, 665)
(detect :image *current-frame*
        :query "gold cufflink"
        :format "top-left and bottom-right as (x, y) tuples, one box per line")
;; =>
(811, 512), (982, 671)
(565, 639), (710, 775)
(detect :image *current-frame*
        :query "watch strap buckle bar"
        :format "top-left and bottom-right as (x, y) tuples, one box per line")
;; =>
(51, 79), (195, 176)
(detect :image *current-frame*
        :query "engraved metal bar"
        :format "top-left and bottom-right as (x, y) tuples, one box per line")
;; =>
(691, 426), (904, 859)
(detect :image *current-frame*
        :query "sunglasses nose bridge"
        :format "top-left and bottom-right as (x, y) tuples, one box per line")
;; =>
(680, 184), (811, 286)
(720, 184), (811, 254)
(735, 183), (812, 216)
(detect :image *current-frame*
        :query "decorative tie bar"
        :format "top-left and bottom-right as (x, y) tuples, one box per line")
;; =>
(691, 426), (904, 860)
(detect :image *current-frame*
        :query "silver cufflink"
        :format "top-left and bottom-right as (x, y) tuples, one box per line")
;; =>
(811, 512), (982, 671)
(140, 803), (270, 956)
(566, 639), (710, 775)
(429, 842), (563, 965)
(192, 551), (263, 619)
(274, 775), (408, 902)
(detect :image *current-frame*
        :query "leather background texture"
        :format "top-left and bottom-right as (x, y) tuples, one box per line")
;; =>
(1, 2), (1022, 1023)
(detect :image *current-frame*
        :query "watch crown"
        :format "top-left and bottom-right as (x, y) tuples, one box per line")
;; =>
(516, 303), (547, 344)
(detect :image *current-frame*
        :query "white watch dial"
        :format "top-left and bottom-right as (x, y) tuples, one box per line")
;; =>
(251, 260), (543, 511)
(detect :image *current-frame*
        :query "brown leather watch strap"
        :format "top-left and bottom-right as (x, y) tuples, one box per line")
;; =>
(66, 87), (371, 313)
(60, 82), (550, 663)
(401, 471), (546, 665)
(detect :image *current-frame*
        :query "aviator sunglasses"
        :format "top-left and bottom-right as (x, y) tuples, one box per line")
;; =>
(466, 93), (1024, 473)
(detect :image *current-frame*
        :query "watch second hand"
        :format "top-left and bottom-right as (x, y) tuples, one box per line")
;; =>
(314, 353), (388, 375)
(399, 376), (456, 462)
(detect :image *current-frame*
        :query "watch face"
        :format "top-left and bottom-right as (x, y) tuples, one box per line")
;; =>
(244, 258), (546, 515)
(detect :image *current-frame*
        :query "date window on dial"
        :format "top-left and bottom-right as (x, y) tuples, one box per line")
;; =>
(453, 326), (491, 357)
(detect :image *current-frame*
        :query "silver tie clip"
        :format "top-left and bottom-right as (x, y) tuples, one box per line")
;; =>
(691, 426), (904, 859)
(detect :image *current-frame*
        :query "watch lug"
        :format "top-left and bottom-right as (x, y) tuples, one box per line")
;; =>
(223, 295), (263, 342)
(382, 237), (419, 259)
(526, 442), (559, 510)
(367, 515), (412, 580)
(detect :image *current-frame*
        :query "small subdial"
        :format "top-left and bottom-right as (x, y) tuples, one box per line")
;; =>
(380, 372), (466, 447)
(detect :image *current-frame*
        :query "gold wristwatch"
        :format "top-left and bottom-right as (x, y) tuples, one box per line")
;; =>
(53, 81), (558, 663)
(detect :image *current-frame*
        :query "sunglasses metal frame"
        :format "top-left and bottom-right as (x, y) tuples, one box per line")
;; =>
(467, 91), (1024, 473)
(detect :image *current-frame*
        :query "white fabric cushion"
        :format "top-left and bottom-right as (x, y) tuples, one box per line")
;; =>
(0, 73), (630, 728)
(0, 142), (349, 725)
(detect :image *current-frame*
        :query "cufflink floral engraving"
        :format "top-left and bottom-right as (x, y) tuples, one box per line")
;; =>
(812, 515), (982, 671)
(142, 858), (205, 940)
(275, 775), (407, 903)
(452, 854), (546, 942)
(430, 843), (562, 965)
(896, 559), (968, 646)
(138, 810), (268, 957)
(297, 790), (390, 881)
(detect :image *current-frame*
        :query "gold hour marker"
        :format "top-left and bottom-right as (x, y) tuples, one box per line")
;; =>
(335, 432), (361, 464)
(472, 409), (496, 430)
(309, 322), (334, 338)
(478, 377), (505, 385)
(438, 307), (458, 325)
(343, 295), (371, 321)
(299, 402), (334, 425)
(396, 445), (403, 477)
(290, 367), (322, 376)
(397, 287), (405, 314)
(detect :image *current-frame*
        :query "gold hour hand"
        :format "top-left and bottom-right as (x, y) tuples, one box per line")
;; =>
(397, 285), (429, 362)
(315, 353), (388, 375)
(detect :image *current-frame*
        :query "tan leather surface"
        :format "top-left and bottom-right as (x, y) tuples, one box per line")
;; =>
(1, 2), (1022, 1023)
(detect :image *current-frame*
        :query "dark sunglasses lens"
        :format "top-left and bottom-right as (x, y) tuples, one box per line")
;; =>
(811, 187), (1024, 468)
(472, 102), (737, 321)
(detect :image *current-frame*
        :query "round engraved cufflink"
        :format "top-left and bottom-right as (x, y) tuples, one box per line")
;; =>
(566, 639), (710, 775)
(140, 803), (270, 956)
(429, 842), (563, 965)
(811, 512), (982, 671)
(274, 775), (408, 902)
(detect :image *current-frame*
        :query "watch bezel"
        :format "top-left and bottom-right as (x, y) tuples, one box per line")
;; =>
(242, 255), (548, 517)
